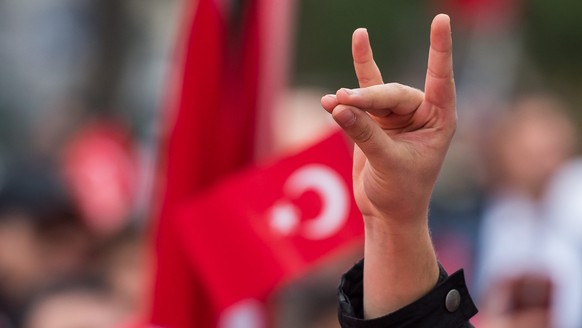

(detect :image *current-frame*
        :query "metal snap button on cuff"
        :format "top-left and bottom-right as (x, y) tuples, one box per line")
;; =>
(445, 289), (461, 312)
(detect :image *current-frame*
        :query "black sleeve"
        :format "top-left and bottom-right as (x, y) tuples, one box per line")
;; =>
(337, 260), (478, 328)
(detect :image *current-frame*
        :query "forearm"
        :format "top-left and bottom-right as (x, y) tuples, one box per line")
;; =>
(363, 214), (439, 319)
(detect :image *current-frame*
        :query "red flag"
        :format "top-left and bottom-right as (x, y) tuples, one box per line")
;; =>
(169, 132), (363, 326)
(150, 0), (263, 326)
(160, 0), (261, 200)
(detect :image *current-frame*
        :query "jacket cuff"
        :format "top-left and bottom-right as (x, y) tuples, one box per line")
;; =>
(338, 260), (478, 328)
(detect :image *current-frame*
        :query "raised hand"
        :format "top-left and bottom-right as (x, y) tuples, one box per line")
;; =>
(321, 14), (456, 318)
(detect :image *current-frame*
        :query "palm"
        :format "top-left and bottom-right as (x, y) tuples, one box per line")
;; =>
(353, 101), (453, 221)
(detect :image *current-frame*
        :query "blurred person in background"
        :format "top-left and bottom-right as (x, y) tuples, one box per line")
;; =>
(22, 281), (121, 328)
(477, 95), (582, 327)
(97, 227), (149, 326)
(0, 160), (147, 328)
(274, 270), (342, 328)
(0, 162), (92, 327)
(19, 228), (148, 328)
(273, 248), (364, 328)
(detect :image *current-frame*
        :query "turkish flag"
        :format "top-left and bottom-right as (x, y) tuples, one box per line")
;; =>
(159, 0), (261, 202)
(165, 131), (363, 327)
(149, 0), (263, 326)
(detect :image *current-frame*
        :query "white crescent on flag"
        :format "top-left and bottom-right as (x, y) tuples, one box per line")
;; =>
(268, 164), (350, 240)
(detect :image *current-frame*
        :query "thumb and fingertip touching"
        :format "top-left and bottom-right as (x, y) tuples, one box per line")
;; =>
(331, 105), (390, 159)
(321, 94), (338, 113)
(332, 106), (356, 128)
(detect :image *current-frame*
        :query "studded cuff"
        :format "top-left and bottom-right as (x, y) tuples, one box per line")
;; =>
(338, 260), (478, 328)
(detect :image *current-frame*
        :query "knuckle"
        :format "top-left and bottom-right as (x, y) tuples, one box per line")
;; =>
(358, 76), (372, 85)
(354, 57), (372, 65)
(389, 82), (405, 91)
(364, 96), (375, 110)
(426, 67), (453, 80)
(352, 125), (374, 144)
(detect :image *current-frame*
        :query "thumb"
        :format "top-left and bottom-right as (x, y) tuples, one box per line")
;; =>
(332, 105), (390, 160)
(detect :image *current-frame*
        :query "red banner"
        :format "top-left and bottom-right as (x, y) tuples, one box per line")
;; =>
(150, 0), (262, 325)
(163, 132), (363, 326)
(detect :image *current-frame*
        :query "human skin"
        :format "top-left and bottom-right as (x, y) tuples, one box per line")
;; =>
(321, 14), (456, 319)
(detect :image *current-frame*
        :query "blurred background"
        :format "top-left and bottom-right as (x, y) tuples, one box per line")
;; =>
(1, 0), (582, 327)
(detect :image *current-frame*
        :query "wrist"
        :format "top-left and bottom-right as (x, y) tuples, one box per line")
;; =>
(363, 213), (433, 259)
(363, 210), (429, 236)
(362, 213), (439, 319)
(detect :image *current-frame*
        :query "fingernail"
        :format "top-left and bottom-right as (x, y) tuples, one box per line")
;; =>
(333, 108), (356, 128)
(323, 94), (337, 100)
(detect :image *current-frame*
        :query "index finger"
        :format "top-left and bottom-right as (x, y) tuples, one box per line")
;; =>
(352, 28), (383, 88)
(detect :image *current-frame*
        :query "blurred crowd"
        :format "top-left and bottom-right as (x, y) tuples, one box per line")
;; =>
(0, 162), (147, 327)
(0, 1), (177, 327)
(431, 95), (582, 327)
(0, 0), (582, 328)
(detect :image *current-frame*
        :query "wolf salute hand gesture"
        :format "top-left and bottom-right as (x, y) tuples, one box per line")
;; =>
(321, 14), (456, 319)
